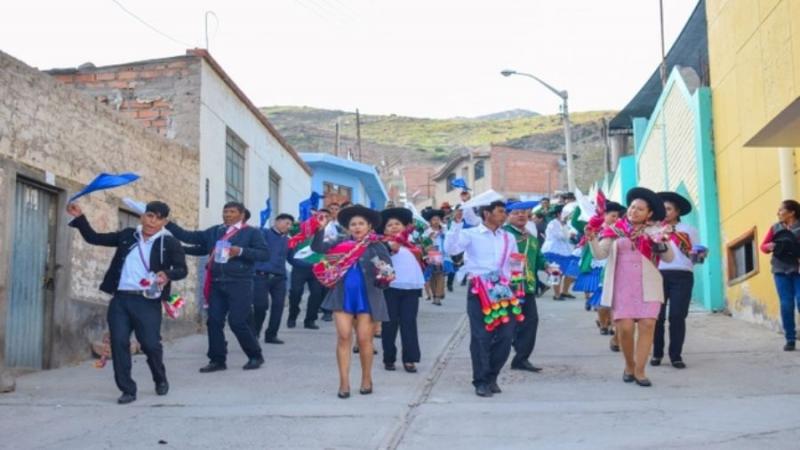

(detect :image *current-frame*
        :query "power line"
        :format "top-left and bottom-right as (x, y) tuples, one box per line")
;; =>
(111, 0), (193, 48)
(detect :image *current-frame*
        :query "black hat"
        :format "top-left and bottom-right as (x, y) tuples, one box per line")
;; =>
(626, 187), (666, 222)
(378, 207), (413, 234)
(422, 208), (445, 221)
(337, 204), (381, 229)
(657, 191), (693, 216)
(605, 201), (626, 214)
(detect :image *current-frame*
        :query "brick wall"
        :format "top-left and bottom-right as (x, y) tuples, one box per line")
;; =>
(49, 56), (202, 146)
(489, 146), (561, 197)
(0, 50), (201, 368)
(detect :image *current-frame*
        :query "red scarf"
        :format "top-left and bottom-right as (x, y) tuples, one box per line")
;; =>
(601, 217), (660, 263)
(313, 232), (379, 288)
(382, 224), (424, 268)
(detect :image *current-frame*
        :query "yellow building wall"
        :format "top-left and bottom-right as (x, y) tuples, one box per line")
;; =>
(707, 0), (800, 328)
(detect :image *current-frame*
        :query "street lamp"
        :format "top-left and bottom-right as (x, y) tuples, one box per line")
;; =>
(501, 69), (576, 191)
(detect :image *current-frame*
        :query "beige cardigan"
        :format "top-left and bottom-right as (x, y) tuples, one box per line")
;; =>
(589, 236), (675, 308)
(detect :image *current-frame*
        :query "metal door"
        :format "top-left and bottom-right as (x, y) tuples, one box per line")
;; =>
(5, 180), (57, 369)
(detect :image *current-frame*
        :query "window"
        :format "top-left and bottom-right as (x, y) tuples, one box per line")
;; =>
(324, 181), (353, 205)
(474, 160), (485, 180)
(446, 173), (456, 192)
(119, 209), (140, 230)
(269, 169), (281, 215)
(727, 227), (758, 284)
(225, 128), (247, 203)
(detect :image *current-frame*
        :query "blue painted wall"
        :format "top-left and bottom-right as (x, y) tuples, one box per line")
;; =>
(308, 165), (366, 205)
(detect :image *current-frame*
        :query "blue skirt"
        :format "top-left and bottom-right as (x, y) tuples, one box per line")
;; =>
(423, 260), (454, 281)
(588, 287), (603, 308)
(342, 263), (371, 315)
(573, 267), (603, 293)
(544, 253), (579, 277)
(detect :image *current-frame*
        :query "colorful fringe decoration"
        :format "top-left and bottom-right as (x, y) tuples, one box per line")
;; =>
(471, 272), (525, 332)
(579, 189), (607, 247)
(163, 294), (185, 319)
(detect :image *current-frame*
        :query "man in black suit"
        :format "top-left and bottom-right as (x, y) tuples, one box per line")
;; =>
(166, 202), (269, 373)
(67, 201), (187, 405)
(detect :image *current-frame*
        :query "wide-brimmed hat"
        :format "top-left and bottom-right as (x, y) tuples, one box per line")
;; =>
(657, 191), (692, 216)
(422, 208), (445, 221)
(605, 201), (626, 214)
(626, 187), (666, 222)
(338, 204), (381, 229)
(378, 207), (413, 233)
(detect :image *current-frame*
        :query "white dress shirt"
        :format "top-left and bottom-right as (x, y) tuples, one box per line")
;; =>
(389, 246), (426, 290)
(444, 221), (515, 280)
(542, 219), (574, 256)
(118, 227), (165, 291)
(659, 222), (701, 272)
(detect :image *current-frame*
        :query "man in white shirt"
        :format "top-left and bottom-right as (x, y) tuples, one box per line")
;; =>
(653, 192), (703, 369)
(445, 200), (516, 397)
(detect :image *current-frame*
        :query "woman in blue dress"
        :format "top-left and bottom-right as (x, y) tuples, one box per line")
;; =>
(312, 205), (393, 399)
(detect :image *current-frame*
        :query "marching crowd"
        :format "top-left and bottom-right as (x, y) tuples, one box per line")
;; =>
(65, 181), (800, 404)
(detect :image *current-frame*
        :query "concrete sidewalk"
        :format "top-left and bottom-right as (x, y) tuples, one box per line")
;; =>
(0, 287), (468, 449)
(2, 286), (800, 449)
(395, 295), (800, 450)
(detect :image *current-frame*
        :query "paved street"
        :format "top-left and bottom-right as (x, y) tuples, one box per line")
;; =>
(2, 285), (800, 449)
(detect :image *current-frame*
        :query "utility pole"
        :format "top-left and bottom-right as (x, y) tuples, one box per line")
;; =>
(334, 120), (340, 156)
(659, 0), (667, 87)
(356, 108), (362, 162)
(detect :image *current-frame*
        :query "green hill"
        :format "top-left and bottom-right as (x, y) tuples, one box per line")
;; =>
(262, 106), (612, 157)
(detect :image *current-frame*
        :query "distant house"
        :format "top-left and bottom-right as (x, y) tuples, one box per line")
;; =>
(300, 153), (388, 208)
(48, 49), (312, 226)
(432, 145), (562, 206)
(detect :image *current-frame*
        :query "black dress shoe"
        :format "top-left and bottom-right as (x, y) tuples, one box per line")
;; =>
(243, 357), (264, 370)
(117, 393), (136, 404)
(304, 322), (320, 330)
(622, 372), (635, 383)
(155, 381), (169, 396)
(337, 391), (350, 399)
(264, 337), (284, 344)
(286, 320), (297, 329)
(475, 384), (493, 397)
(199, 362), (227, 373)
(785, 341), (796, 351)
(650, 357), (662, 367)
(610, 343), (620, 352)
(562, 293), (576, 299)
(634, 377), (652, 387)
(671, 360), (687, 369)
(511, 361), (542, 372)
(384, 362), (396, 371)
(359, 386), (373, 395)
(403, 363), (417, 373)
(489, 382), (502, 394)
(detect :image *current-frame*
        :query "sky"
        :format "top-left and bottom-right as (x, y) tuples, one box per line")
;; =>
(1, 0), (700, 118)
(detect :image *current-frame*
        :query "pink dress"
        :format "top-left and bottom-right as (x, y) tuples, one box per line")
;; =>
(611, 238), (661, 320)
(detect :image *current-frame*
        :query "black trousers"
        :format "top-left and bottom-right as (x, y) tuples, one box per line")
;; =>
(654, 270), (694, 361)
(251, 273), (287, 339)
(467, 291), (515, 387)
(382, 288), (421, 364)
(511, 293), (539, 366)
(288, 266), (323, 325)
(208, 280), (262, 364)
(107, 293), (166, 395)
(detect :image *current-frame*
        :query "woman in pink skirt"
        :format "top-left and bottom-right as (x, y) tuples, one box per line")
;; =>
(586, 187), (675, 387)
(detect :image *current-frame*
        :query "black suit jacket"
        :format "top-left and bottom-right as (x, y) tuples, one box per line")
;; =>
(69, 215), (188, 300)
(165, 222), (268, 281)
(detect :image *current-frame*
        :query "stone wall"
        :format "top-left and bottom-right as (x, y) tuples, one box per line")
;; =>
(0, 50), (200, 369)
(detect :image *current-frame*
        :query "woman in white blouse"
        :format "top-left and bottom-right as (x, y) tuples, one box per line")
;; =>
(379, 208), (426, 373)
